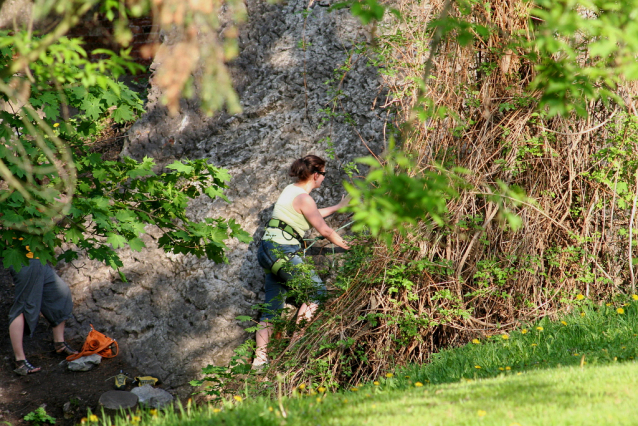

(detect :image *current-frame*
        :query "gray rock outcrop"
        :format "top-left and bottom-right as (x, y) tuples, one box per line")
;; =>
(59, 0), (388, 394)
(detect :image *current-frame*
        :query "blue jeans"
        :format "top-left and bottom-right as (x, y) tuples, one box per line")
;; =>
(257, 240), (325, 321)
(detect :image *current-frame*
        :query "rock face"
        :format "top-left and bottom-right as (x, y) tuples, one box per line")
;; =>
(58, 0), (387, 393)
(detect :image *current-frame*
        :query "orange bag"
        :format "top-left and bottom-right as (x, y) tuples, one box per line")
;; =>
(66, 324), (119, 361)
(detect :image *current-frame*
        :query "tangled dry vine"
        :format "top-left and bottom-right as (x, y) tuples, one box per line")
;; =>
(266, 0), (638, 391)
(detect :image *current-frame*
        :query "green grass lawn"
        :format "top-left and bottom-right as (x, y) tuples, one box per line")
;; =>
(100, 296), (638, 426)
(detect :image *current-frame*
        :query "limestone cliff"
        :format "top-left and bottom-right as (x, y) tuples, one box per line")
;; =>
(58, 0), (388, 392)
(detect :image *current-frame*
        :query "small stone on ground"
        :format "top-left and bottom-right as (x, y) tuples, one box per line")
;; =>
(98, 391), (138, 411)
(67, 354), (102, 372)
(131, 385), (174, 408)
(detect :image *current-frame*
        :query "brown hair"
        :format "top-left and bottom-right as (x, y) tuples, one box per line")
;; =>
(289, 155), (326, 181)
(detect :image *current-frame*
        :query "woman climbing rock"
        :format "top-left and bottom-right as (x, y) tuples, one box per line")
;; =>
(253, 155), (350, 370)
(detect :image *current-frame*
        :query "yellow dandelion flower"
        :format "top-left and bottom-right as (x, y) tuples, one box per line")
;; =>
(606, 303), (612, 306)
(53, 123), (60, 128)
(316, 398), (322, 403)
(531, 343), (537, 347)
(131, 416), (141, 425)
(501, 334), (509, 340)
(268, 406), (274, 412)
(343, 398), (348, 403)
(233, 395), (243, 402)
(318, 387), (326, 393)
(298, 384), (306, 390)
(472, 338), (481, 344)
(149, 409), (158, 417)
(350, 387), (359, 392)
(404, 375), (410, 379)
(477, 410), (487, 417)
(310, 390), (317, 395)
(373, 381), (380, 386)
(415, 382), (423, 387)
(89, 415), (99, 422)
(521, 329), (528, 334)
(213, 408), (221, 413)
(574, 353), (579, 356)
(385, 373), (394, 378)
(576, 294), (585, 300)
(516, 372), (522, 375)
(633, 295), (638, 300)
(505, 366), (511, 370)
(561, 321), (567, 325)
(581, 312), (586, 317)
(475, 365), (481, 369)
(618, 308), (625, 314)
(536, 326), (544, 331)
(498, 367), (504, 371)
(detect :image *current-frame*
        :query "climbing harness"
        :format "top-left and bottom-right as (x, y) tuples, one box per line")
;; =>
(266, 218), (304, 243)
(105, 370), (131, 390)
(262, 219), (355, 281)
(134, 375), (160, 386)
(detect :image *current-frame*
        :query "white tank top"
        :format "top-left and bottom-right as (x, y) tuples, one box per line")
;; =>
(262, 184), (311, 245)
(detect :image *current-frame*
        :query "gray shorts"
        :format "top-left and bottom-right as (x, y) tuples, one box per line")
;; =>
(8, 259), (73, 336)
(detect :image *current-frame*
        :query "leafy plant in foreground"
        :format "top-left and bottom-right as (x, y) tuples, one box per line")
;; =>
(23, 407), (56, 425)
(0, 30), (251, 273)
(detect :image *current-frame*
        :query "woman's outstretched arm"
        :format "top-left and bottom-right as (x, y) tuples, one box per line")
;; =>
(296, 194), (350, 250)
(318, 194), (350, 218)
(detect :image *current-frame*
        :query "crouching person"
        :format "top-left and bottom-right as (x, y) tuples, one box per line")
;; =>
(8, 258), (77, 375)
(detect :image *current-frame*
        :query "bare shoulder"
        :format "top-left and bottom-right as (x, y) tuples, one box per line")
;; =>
(293, 193), (317, 213)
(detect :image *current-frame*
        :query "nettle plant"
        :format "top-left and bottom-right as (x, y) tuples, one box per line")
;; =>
(0, 31), (250, 274)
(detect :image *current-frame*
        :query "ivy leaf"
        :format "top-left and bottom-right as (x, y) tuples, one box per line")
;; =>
(166, 161), (194, 174)
(81, 95), (103, 120)
(128, 237), (146, 252)
(112, 105), (133, 123)
(43, 103), (60, 121)
(58, 249), (79, 263)
(204, 186), (229, 202)
(65, 227), (83, 244)
(236, 315), (253, 322)
(40, 92), (59, 105)
(106, 233), (127, 249)
(2, 247), (27, 271)
(102, 90), (120, 107)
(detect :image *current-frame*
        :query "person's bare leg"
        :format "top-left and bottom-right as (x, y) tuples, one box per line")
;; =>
(9, 314), (26, 361)
(296, 302), (318, 324)
(10, 314), (41, 374)
(254, 321), (272, 366)
(52, 321), (77, 355)
(52, 321), (65, 344)
(291, 303), (319, 343)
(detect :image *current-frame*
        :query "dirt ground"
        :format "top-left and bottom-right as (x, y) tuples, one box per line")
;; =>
(0, 269), (147, 426)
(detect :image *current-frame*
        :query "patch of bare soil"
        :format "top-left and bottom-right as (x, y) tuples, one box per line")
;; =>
(0, 272), (146, 426)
